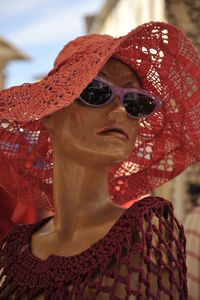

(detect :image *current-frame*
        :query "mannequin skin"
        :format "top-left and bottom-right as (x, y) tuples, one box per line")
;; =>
(31, 58), (141, 260)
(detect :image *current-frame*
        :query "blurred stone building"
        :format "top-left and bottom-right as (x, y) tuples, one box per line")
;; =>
(85, 0), (200, 221)
(86, 0), (165, 35)
(0, 37), (29, 89)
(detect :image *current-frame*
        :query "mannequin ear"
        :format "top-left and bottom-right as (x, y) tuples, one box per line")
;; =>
(42, 115), (55, 130)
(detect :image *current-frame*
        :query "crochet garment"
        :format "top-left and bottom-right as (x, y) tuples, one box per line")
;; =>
(0, 197), (187, 299)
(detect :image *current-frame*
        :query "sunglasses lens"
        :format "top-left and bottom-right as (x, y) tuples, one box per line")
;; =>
(80, 78), (158, 118)
(80, 79), (112, 105)
(123, 93), (156, 118)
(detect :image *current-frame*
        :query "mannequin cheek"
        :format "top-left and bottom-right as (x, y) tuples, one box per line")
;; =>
(68, 131), (92, 151)
(123, 145), (134, 160)
(130, 127), (139, 146)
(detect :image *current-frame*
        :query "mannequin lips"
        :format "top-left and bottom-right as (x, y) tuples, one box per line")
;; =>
(97, 127), (129, 140)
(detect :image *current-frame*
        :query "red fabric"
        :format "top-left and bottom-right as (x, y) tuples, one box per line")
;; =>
(0, 197), (187, 299)
(0, 22), (199, 211)
(0, 187), (36, 241)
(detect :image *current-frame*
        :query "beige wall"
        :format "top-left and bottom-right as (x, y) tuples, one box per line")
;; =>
(0, 61), (6, 89)
(0, 38), (29, 89)
(89, 0), (165, 35)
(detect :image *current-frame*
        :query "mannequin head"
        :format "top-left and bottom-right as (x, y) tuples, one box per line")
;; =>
(43, 58), (141, 168)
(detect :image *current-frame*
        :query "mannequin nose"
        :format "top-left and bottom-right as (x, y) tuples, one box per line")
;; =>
(107, 96), (127, 123)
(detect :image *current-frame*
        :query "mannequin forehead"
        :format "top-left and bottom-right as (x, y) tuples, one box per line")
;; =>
(99, 57), (142, 88)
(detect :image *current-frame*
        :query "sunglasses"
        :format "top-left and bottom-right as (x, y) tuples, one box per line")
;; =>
(78, 75), (163, 119)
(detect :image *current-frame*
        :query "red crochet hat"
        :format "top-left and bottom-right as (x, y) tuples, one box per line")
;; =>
(0, 22), (199, 211)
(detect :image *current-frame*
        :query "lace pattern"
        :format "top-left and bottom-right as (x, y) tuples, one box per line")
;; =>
(0, 197), (187, 299)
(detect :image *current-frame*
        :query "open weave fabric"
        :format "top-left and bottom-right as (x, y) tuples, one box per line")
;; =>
(0, 197), (187, 299)
(0, 22), (199, 211)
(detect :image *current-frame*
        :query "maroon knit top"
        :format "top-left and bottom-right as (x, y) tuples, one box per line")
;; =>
(0, 197), (187, 299)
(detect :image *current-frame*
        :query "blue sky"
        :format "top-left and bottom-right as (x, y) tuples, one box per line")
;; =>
(0, 0), (105, 87)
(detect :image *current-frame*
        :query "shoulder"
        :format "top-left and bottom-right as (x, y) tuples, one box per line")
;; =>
(0, 218), (49, 261)
(0, 223), (30, 289)
(0, 218), (50, 289)
(0, 223), (31, 261)
(126, 195), (175, 226)
(116, 196), (187, 298)
(127, 196), (185, 266)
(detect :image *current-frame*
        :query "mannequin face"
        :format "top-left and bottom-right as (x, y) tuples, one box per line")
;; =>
(44, 58), (141, 167)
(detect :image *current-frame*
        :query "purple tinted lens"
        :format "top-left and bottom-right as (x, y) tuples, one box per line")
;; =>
(80, 78), (157, 118)
(80, 79), (112, 105)
(123, 93), (156, 118)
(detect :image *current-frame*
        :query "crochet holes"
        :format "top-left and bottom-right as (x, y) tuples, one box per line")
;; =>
(141, 45), (164, 68)
(147, 26), (168, 43)
(96, 291), (110, 300)
(136, 59), (141, 66)
(1, 241), (7, 250)
(0, 245), (5, 267)
(146, 66), (162, 92)
(113, 281), (126, 299)
(161, 29), (168, 44)
(129, 252), (142, 291)
(0, 268), (6, 288)
(82, 250), (133, 298)
(115, 161), (140, 178)
(184, 74), (199, 98)
(0, 241), (7, 264)
(178, 31), (200, 67)
(81, 273), (114, 299)
(141, 46), (148, 54)
(131, 230), (142, 246)
(168, 62), (183, 94)
(82, 286), (99, 299)
(150, 48), (157, 55)
(0, 239), (13, 297)
(152, 156), (175, 173)
(93, 275), (127, 299)
(169, 98), (179, 113)
(0, 121), (9, 129)
(137, 145), (153, 161)
(189, 102), (200, 137)
(142, 207), (181, 297)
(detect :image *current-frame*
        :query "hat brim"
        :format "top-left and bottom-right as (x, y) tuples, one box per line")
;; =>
(0, 22), (200, 210)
